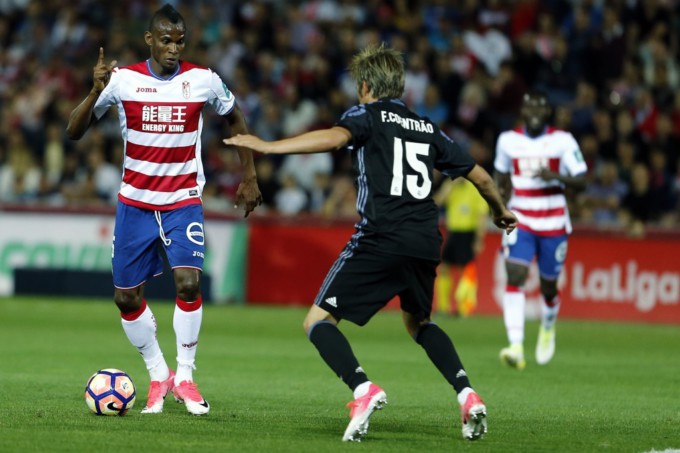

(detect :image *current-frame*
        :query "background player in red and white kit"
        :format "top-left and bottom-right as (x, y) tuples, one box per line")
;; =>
(66, 4), (261, 415)
(494, 91), (587, 370)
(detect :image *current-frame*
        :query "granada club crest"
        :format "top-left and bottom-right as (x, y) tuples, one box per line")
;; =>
(182, 81), (190, 99)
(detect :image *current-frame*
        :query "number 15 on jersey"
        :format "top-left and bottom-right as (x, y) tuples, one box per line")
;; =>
(390, 138), (432, 200)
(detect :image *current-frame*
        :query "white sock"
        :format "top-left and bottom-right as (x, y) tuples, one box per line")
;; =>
(353, 381), (372, 399)
(120, 304), (169, 382)
(541, 295), (561, 330)
(503, 286), (525, 346)
(173, 299), (203, 384)
(457, 387), (474, 405)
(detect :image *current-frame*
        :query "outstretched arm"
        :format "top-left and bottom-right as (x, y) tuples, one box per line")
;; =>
(224, 104), (262, 217)
(223, 127), (352, 155)
(466, 164), (517, 234)
(66, 47), (117, 140)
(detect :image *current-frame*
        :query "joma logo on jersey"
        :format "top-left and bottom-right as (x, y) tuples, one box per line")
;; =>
(136, 87), (157, 93)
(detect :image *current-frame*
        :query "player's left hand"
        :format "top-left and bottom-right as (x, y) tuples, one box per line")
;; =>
(223, 135), (270, 153)
(536, 168), (559, 181)
(235, 177), (262, 218)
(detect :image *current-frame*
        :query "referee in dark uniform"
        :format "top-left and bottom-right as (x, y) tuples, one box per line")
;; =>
(225, 44), (517, 443)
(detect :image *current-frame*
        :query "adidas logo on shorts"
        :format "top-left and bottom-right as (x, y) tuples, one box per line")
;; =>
(325, 297), (337, 307)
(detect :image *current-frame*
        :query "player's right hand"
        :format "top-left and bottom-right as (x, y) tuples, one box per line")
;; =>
(494, 208), (518, 235)
(92, 47), (117, 95)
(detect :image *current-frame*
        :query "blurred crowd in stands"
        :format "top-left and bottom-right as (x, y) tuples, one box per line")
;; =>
(0, 0), (678, 235)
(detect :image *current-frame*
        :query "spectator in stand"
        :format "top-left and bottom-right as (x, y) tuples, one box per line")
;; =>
(614, 109), (644, 153)
(415, 85), (449, 128)
(670, 92), (680, 135)
(403, 53), (429, 107)
(42, 122), (65, 192)
(308, 171), (332, 214)
(610, 58), (644, 108)
(275, 173), (308, 216)
(278, 152), (333, 194)
(631, 88), (659, 144)
(562, 6), (595, 81)
(670, 157), (680, 225)
(592, 109), (616, 161)
(488, 60), (526, 133)
(647, 147), (675, 215)
(253, 101), (284, 143)
(280, 84), (318, 137)
(463, 23), (512, 77)
(452, 81), (490, 141)
(578, 133), (600, 175)
(620, 163), (660, 236)
(553, 104), (573, 131)
(58, 152), (85, 205)
(640, 38), (678, 104)
(512, 31), (542, 88)
(0, 130), (41, 203)
(615, 140), (637, 185)
(536, 35), (577, 105)
(85, 145), (120, 205)
(568, 81), (597, 136)
(589, 5), (625, 90)
(321, 173), (358, 220)
(647, 60), (677, 113)
(578, 160), (628, 226)
(447, 33), (477, 81)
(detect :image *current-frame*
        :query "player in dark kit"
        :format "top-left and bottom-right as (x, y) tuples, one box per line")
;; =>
(225, 44), (517, 442)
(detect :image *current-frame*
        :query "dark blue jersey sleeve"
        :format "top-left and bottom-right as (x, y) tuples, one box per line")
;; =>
(434, 130), (476, 178)
(336, 104), (372, 148)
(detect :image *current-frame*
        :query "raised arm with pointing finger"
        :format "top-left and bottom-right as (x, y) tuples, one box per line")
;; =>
(66, 47), (117, 140)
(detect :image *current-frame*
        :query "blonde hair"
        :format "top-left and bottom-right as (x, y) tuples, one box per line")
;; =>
(348, 43), (405, 99)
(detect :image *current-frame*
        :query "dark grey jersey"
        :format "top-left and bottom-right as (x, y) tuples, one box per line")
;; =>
(336, 98), (475, 261)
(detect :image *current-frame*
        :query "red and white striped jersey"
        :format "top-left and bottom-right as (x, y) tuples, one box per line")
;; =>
(494, 127), (587, 236)
(93, 60), (236, 210)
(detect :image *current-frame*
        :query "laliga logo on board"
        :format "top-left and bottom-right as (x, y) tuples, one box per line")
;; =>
(570, 261), (679, 312)
(492, 253), (680, 314)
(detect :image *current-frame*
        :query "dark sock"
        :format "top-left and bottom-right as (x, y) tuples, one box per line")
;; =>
(415, 322), (471, 393)
(308, 321), (368, 391)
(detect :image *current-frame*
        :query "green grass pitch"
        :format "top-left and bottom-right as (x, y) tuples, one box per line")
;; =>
(0, 296), (678, 452)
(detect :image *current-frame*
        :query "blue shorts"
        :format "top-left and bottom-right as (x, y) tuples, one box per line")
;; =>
(502, 228), (567, 280)
(112, 202), (205, 289)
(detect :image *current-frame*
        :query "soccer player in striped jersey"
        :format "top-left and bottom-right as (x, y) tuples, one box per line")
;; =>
(226, 44), (517, 442)
(66, 4), (261, 415)
(494, 91), (587, 370)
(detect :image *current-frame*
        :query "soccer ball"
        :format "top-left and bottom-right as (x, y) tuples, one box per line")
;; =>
(85, 368), (136, 416)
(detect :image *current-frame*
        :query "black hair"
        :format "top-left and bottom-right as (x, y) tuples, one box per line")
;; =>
(149, 4), (185, 31)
